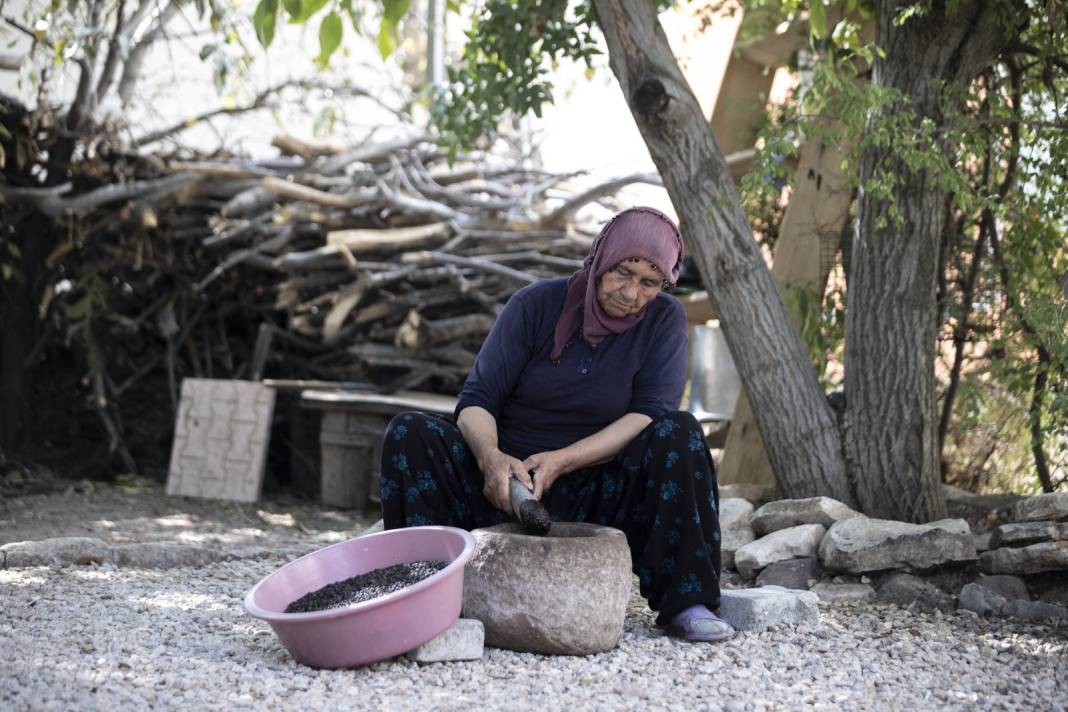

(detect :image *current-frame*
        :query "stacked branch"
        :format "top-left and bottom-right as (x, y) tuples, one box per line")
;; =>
(3, 128), (663, 473)
(179, 133), (661, 392)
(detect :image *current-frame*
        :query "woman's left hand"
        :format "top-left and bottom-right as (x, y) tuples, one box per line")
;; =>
(522, 450), (572, 499)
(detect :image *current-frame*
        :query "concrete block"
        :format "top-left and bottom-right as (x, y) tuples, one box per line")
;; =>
(717, 586), (819, 632)
(405, 618), (484, 663)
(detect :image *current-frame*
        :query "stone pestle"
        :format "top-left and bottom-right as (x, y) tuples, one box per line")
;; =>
(509, 478), (551, 535)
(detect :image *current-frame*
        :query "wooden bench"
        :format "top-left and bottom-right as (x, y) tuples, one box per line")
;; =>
(300, 389), (458, 511)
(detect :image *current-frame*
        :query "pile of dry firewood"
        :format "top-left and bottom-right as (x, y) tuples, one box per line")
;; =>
(5, 129), (663, 473)
(181, 132), (662, 393)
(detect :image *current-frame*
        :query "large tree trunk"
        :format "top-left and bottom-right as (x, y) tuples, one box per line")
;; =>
(592, 0), (855, 506)
(845, 0), (1013, 522)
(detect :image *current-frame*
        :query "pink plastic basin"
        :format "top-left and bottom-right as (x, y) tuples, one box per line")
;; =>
(244, 526), (476, 668)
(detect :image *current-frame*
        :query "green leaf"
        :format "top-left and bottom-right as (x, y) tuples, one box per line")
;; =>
(1, 264), (11, 281)
(809, 1), (827, 39)
(316, 12), (343, 66)
(376, 0), (409, 58)
(282, 0), (302, 18)
(293, 0), (329, 23)
(253, 0), (278, 48)
(382, 0), (409, 23)
(0, 124), (11, 141)
(377, 21), (396, 58)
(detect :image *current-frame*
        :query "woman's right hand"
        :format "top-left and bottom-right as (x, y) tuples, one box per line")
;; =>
(479, 449), (534, 513)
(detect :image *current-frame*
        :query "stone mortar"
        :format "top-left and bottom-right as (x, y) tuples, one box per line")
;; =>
(462, 522), (632, 655)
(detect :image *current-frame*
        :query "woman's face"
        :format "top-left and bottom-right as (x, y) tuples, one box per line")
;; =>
(596, 259), (665, 318)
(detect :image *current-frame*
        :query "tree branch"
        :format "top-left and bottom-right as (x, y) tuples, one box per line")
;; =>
(0, 172), (198, 217)
(540, 172), (663, 228)
(95, 0), (128, 104)
(117, 1), (181, 106)
(65, 57), (97, 133)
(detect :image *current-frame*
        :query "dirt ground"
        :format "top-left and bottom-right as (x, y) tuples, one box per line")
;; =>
(0, 472), (379, 548)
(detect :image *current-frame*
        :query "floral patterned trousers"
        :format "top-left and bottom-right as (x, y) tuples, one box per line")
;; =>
(378, 410), (722, 623)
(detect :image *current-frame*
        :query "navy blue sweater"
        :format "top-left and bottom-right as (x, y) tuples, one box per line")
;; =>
(455, 278), (688, 460)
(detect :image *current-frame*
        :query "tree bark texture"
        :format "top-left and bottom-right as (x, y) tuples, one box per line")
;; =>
(845, 0), (1013, 522)
(592, 0), (855, 506)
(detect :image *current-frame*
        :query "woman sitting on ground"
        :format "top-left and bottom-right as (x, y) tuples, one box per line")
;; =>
(379, 206), (733, 642)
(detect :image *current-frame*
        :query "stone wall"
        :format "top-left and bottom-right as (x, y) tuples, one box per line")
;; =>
(717, 488), (1068, 622)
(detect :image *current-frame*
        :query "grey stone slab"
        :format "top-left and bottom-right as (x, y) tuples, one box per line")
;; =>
(735, 523), (826, 579)
(819, 517), (976, 574)
(405, 619), (484, 663)
(979, 541), (1068, 575)
(166, 379), (276, 503)
(810, 582), (876, 606)
(755, 557), (822, 590)
(1012, 492), (1068, 522)
(717, 586), (819, 631)
(750, 497), (863, 536)
(991, 521), (1067, 548)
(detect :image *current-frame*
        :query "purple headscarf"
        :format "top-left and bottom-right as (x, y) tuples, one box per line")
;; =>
(551, 207), (683, 362)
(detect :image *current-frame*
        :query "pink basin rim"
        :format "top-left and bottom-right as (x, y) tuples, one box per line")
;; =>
(243, 525), (476, 623)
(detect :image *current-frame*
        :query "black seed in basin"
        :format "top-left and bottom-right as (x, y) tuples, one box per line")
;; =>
(284, 560), (449, 614)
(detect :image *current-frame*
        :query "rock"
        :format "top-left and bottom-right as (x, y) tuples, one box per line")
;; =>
(974, 574), (1029, 601)
(972, 532), (993, 553)
(991, 521), (1067, 548)
(462, 522), (631, 655)
(959, 582), (1008, 616)
(1003, 599), (1068, 622)
(734, 524), (826, 579)
(944, 486), (1023, 523)
(818, 518), (976, 574)
(755, 557), (822, 590)
(810, 582), (876, 605)
(749, 497), (863, 536)
(718, 484), (779, 507)
(717, 585), (819, 631)
(405, 618), (484, 663)
(719, 498), (754, 529)
(979, 541), (1068, 575)
(1039, 588), (1068, 607)
(719, 498), (756, 571)
(1013, 492), (1068, 522)
(959, 583), (1068, 622)
(719, 570), (744, 588)
(1, 537), (110, 568)
(875, 573), (954, 611)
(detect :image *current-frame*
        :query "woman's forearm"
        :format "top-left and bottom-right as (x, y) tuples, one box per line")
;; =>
(456, 406), (503, 469)
(557, 412), (652, 472)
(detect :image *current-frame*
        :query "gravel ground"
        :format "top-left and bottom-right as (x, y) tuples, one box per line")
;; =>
(1, 488), (1067, 711)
